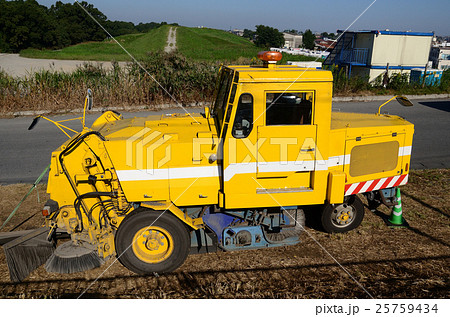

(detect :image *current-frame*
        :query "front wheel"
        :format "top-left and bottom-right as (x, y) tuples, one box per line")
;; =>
(115, 208), (190, 275)
(320, 196), (364, 233)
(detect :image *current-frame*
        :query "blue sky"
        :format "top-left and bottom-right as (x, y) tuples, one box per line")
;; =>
(37, 0), (450, 35)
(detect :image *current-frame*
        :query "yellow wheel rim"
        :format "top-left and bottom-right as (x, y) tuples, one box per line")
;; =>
(132, 226), (174, 264)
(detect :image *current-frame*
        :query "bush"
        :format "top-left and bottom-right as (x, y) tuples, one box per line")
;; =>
(2, 59), (449, 114)
(324, 65), (450, 96)
(440, 69), (450, 90)
(386, 72), (410, 90)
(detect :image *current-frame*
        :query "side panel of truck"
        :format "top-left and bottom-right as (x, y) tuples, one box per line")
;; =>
(342, 125), (412, 196)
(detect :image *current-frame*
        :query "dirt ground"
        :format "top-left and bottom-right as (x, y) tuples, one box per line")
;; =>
(0, 53), (128, 77)
(0, 169), (448, 299)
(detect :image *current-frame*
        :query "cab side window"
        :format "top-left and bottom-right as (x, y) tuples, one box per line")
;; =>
(266, 92), (313, 125)
(232, 94), (253, 138)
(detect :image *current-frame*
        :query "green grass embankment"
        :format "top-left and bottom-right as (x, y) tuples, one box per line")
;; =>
(19, 25), (317, 63)
(177, 26), (259, 62)
(20, 26), (170, 61)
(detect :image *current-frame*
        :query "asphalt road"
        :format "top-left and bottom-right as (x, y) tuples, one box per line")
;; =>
(0, 98), (449, 184)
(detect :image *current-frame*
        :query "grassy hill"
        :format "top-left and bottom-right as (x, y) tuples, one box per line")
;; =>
(176, 27), (317, 62)
(19, 25), (316, 63)
(20, 26), (170, 61)
(176, 26), (259, 61)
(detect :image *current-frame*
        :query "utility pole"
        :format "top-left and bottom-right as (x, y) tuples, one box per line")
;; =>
(421, 63), (428, 88)
(383, 63), (390, 88)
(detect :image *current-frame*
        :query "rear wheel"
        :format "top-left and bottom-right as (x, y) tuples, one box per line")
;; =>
(115, 208), (190, 275)
(321, 196), (364, 233)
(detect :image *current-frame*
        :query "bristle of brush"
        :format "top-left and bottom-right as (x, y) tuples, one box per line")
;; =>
(45, 250), (104, 274)
(3, 228), (55, 282)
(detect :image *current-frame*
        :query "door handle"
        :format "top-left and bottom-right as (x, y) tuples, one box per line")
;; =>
(301, 148), (315, 152)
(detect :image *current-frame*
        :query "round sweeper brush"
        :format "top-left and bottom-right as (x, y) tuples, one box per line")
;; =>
(45, 241), (104, 274)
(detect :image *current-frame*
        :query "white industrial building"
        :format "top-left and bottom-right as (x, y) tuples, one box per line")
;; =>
(283, 33), (303, 49)
(429, 46), (450, 70)
(324, 30), (434, 81)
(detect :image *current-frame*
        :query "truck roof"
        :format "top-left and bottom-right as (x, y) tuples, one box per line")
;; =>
(225, 65), (333, 83)
(331, 111), (413, 129)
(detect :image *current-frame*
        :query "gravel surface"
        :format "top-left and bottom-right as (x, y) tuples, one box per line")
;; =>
(0, 53), (127, 77)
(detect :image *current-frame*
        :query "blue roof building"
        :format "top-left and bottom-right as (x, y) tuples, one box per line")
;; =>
(323, 30), (433, 82)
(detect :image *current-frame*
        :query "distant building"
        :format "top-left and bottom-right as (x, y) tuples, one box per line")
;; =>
(283, 33), (303, 48)
(323, 30), (433, 81)
(231, 29), (244, 37)
(314, 39), (336, 51)
(271, 47), (329, 59)
(287, 61), (322, 69)
(430, 46), (450, 70)
(432, 37), (450, 48)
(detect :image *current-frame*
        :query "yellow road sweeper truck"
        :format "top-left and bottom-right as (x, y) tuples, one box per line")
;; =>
(0, 52), (414, 282)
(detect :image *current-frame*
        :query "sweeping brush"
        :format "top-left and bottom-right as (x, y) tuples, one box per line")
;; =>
(3, 227), (55, 282)
(45, 241), (104, 274)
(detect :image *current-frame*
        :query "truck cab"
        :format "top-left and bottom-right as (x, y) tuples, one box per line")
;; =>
(207, 52), (412, 216)
(211, 60), (334, 210)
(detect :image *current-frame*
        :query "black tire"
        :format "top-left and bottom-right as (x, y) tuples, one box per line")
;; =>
(115, 208), (190, 275)
(265, 209), (305, 242)
(321, 195), (365, 233)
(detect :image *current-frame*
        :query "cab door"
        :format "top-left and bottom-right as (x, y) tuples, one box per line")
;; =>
(256, 91), (317, 190)
(222, 90), (318, 209)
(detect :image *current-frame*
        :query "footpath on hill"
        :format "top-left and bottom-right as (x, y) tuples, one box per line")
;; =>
(164, 27), (177, 53)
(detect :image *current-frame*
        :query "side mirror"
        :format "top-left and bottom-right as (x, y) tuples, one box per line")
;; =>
(87, 88), (93, 110)
(395, 96), (413, 107)
(377, 95), (413, 115)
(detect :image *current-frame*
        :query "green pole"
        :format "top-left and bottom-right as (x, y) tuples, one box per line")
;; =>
(0, 164), (50, 231)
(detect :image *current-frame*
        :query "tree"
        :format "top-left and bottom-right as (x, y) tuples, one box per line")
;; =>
(0, 0), (173, 52)
(284, 29), (299, 35)
(255, 25), (284, 48)
(50, 1), (107, 46)
(303, 29), (316, 50)
(136, 22), (162, 33)
(105, 20), (137, 37)
(0, 0), (59, 52)
(243, 29), (255, 40)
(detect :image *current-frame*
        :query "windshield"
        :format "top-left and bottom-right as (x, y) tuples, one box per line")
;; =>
(212, 67), (234, 133)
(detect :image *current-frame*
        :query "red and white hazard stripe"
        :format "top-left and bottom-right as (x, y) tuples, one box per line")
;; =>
(344, 174), (408, 196)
